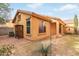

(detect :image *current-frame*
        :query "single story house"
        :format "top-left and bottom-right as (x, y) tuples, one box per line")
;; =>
(64, 20), (75, 34)
(12, 10), (66, 40)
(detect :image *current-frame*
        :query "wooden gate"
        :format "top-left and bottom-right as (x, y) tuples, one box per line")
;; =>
(15, 25), (23, 38)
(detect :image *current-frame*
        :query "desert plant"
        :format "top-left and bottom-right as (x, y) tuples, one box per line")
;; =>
(0, 44), (15, 56)
(39, 44), (51, 56)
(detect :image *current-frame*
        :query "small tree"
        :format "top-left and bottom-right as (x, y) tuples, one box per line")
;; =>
(0, 17), (5, 24)
(74, 14), (78, 34)
(0, 3), (12, 24)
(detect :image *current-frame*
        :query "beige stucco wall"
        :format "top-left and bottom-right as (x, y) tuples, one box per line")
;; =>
(65, 27), (74, 34)
(31, 16), (50, 40)
(62, 25), (65, 35)
(65, 24), (74, 34)
(50, 23), (56, 35)
(14, 13), (51, 40)
(51, 19), (65, 36)
(14, 13), (31, 39)
(59, 23), (65, 35)
(13, 12), (65, 40)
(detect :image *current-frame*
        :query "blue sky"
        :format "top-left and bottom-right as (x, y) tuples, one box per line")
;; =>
(10, 3), (79, 20)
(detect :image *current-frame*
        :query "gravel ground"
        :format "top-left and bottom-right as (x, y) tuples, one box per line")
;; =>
(0, 35), (50, 56)
(0, 35), (79, 56)
(0, 35), (32, 55)
(52, 35), (79, 56)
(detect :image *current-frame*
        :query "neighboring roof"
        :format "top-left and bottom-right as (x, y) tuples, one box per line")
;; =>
(12, 10), (52, 23)
(44, 16), (66, 25)
(6, 20), (14, 28)
(64, 20), (74, 24)
(0, 20), (13, 28)
(64, 20), (75, 28)
(12, 9), (66, 25)
(64, 20), (79, 27)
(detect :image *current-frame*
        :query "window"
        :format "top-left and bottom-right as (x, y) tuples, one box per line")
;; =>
(59, 24), (61, 33)
(39, 21), (46, 33)
(26, 17), (30, 34)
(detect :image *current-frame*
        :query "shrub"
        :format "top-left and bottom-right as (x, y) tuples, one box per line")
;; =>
(0, 44), (15, 56)
(9, 32), (14, 37)
(39, 44), (51, 56)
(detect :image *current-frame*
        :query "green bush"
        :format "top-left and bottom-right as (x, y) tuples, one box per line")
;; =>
(39, 44), (51, 56)
(0, 44), (15, 56)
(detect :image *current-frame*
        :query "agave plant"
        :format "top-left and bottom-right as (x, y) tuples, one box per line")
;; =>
(40, 44), (51, 56)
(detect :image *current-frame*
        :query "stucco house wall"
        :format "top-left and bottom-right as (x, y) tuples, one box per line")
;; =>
(50, 23), (56, 35)
(14, 13), (31, 39)
(65, 26), (74, 34)
(12, 10), (66, 40)
(13, 12), (51, 40)
(31, 16), (50, 40)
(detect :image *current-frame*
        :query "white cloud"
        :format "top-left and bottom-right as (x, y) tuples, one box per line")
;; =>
(26, 3), (43, 9)
(54, 4), (78, 12)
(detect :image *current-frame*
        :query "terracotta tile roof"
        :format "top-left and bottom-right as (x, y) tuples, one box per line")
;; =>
(12, 9), (66, 25)
(0, 20), (13, 28)
(12, 10), (52, 23)
(44, 16), (66, 25)
(32, 12), (52, 22)
(63, 20), (75, 24)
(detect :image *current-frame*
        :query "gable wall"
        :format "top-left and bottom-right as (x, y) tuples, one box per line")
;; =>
(14, 13), (31, 39)
(31, 16), (50, 40)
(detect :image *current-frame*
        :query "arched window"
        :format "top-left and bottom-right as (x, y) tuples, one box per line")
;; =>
(39, 20), (46, 33)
